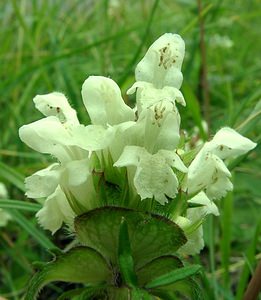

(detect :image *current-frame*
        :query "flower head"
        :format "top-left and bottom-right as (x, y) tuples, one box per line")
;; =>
(19, 32), (256, 257)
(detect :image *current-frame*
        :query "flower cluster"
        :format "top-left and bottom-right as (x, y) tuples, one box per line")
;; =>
(19, 33), (256, 255)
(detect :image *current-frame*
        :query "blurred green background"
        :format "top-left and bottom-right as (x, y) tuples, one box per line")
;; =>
(0, 0), (260, 299)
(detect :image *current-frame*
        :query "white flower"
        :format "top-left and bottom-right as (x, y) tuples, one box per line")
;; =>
(122, 107), (180, 154)
(19, 87), (122, 232)
(81, 76), (135, 126)
(127, 86), (184, 148)
(187, 151), (233, 199)
(177, 192), (219, 255)
(33, 92), (79, 126)
(186, 127), (256, 199)
(176, 217), (204, 256)
(21, 92), (85, 163)
(205, 127), (257, 159)
(114, 146), (187, 204)
(19, 87), (121, 163)
(127, 82), (185, 116)
(0, 183), (12, 227)
(26, 158), (97, 232)
(19, 116), (77, 163)
(187, 191), (219, 219)
(127, 34), (186, 127)
(36, 185), (75, 234)
(133, 33), (185, 89)
(25, 164), (61, 199)
(126, 34), (186, 156)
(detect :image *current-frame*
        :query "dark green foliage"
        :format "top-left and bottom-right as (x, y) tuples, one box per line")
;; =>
(24, 207), (200, 299)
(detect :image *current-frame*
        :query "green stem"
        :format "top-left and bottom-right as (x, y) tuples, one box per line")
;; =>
(208, 215), (218, 299)
(220, 191), (233, 290)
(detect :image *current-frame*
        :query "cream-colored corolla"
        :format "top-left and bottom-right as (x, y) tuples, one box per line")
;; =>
(186, 127), (256, 200)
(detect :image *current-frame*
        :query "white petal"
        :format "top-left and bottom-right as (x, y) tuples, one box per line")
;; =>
(125, 108), (180, 153)
(205, 175), (233, 200)
(178, 223), (204, 255)
(108, 121), (136, 162)
(134, 158), (178, 204)
(64, 159), (91, 187)
(71, 124), (115, 152)
(19, 116), (74, 161)
(135, 33), (185, 89)
(159, 150), (187, 173)
(61, 158), (97, 211)
(187, 150), (216, 194)
(127, 82), (185, 115)
(207, 127), (256, 159)
(82, 76), (135, 126)
(115, 146), (179, 204)
(114, 145), (144, 167)
(187, 148), (232, 195)
(33, 92), (79, 125)
(188, 192), (219, 220)
(36, 185), (75, 234)
(144, 103), (181, 152)
(25, 163), (60, 198)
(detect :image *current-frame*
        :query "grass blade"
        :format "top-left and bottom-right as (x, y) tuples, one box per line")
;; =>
(182, 83), (208, 140)
(145, 265), (201, 289)
(117, 0), (159, 87)
(7, 209), (56, 250)
(235, 220), (261, 300)
(0, 161), (25, 192)
(220, 191), (233, 290)
(0, 199), (41, 212)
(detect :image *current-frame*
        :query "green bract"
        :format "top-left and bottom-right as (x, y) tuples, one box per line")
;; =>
(25, 207), (203, 299)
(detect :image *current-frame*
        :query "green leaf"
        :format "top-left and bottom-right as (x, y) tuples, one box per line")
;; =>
(107, 287), (131, 300)
(118, 217), (137, 287)
(77, 285), (107, 300)
(75, 206), (187, 269)
(57, 288), (87, 300)
(151, 278), (203, 300)
(137, 255), (183, 287)
(145, 265), (202, 289)
(24, 246), (111, 300)
(0, 199), (41, 212)
(106, 287), (155, 300)
(131, 288), (155, 300)
(138, 257), (203, 299)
